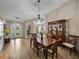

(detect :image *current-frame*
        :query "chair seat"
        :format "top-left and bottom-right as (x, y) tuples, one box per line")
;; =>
(48, 49), (52, 53)
(62, 43), (74, 48)
(47, 44), (58, 59)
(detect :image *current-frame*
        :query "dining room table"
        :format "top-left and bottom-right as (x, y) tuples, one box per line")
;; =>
(36, 34), (57, 59)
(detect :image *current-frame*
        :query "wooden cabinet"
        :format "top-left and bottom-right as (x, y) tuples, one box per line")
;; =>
(48, 19), (66, 43)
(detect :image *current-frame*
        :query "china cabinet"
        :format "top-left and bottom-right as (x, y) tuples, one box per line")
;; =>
(48, 19), (66, 43)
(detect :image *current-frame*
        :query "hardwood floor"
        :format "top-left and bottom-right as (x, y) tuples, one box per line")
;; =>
(0, 38), (79, 59)
(0, 43), (9, 59)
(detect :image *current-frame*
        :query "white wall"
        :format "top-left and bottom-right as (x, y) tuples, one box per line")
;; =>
(77, 0), (79, 35)
(45, 0), (79, 36)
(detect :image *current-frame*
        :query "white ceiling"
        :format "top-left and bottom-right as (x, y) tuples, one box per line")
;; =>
(0, 0), (70, 21)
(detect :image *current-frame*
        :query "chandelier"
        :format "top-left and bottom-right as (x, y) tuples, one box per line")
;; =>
(33, 0), (44, 25)
(0, 16), (6, 24)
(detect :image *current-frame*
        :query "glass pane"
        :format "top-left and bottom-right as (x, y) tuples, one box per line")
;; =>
(52, 24), (57, 35)
(58, 24), (62, 31)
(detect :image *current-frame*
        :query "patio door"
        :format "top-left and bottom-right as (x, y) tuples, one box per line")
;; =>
(10, 24), (22, 38)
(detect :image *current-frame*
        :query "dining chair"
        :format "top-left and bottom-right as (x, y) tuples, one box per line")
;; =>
(62, 35), (78, 55)
(47, 42), (58, 59)
(32, 33), (44, 56)
(30, 33), (37, 48)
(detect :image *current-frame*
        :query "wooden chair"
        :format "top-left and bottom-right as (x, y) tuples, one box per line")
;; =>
(32, 33), (44, 56)
(47, 42), (58, 59)
(62, 35), (78, 55)
(30, 33), (37, 48)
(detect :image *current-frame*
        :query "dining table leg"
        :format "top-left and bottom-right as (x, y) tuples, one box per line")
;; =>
(30, 39), (32, 48)
(45, 48), (48, 59)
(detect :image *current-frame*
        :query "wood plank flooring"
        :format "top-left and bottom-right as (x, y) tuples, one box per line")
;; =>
(0, 38), (79, 59)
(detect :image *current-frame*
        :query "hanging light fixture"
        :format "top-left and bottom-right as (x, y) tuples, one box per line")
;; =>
(0, 16), (6, 24)
(33, 0), (44, 25)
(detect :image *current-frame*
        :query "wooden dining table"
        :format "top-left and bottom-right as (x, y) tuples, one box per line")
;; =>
(36, 35), (57, 59)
